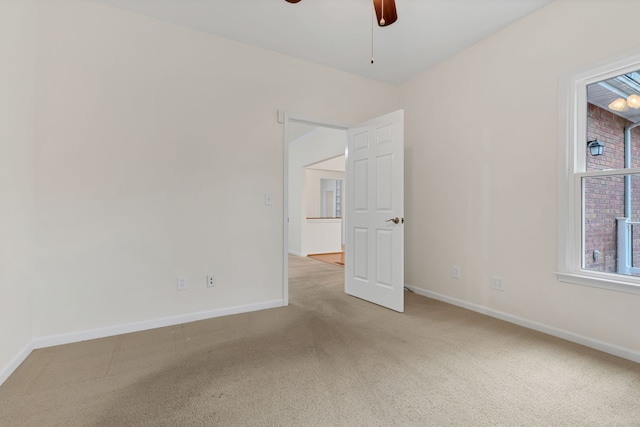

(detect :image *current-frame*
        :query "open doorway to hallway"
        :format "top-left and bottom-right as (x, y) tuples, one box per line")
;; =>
(284, 116), (348, 304)
(283, 110), (405, 312)
(287, 125), (346, 259)
(304, 155), (345, 267)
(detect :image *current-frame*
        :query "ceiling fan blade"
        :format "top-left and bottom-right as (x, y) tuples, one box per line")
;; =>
(372, 0), (397, 27)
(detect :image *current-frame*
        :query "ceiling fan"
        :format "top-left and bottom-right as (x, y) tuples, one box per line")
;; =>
(284, 0), (398, 27)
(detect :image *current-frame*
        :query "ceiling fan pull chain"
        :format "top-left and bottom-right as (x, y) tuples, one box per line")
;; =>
(371, 5), (375, 64)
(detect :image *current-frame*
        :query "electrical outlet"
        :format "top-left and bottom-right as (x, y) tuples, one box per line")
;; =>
(207, 275), (216, 288)
(177, 276), (188, 291)
(452, 266), (461, 279)
(490, 276), (505, 291)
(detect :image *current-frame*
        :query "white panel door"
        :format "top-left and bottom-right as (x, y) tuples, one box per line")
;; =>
(345, 110), (404, 312)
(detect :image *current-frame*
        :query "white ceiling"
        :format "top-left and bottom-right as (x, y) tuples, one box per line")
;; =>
(93, 0), (553, 85)
(307, 155), (346, 172)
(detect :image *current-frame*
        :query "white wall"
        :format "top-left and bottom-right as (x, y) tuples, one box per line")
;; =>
(303, 219), (343, 255)
(6, 0), (638, 381)
(0, 1), (37, 382)
(401, 0), (640, 354)
(25, 0), (398, 339)
(288, 127), (348, 256)
(305, 169), (344, 218)
(302, 169), (344, 254)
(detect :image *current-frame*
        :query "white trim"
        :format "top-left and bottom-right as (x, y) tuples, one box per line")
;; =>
(0, 341), (34, 386)
(405, 284), (640, 364)
(284, 112), (350, 130)
(282, 112), (350, 308)
(283, 114), (290, 307)
(558, 48), (640, 293)
(576, 167), (640, 178)
(557, 272), (640, 295)
(288, 250), (307, 257)
(33, 299), (283, 349)
(306, 218), (341, 223)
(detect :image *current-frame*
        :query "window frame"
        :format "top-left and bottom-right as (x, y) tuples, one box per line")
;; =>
(558, 51), (640, 295)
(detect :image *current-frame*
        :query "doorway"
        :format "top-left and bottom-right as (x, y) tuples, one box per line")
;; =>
(283, 110), (405, 312)
(283, 113), (349, 306)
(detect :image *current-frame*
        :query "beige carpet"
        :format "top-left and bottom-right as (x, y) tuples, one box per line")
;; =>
(1, 256), (639, 426)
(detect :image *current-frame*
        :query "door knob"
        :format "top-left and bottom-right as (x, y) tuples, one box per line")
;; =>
(385, 217), (400, 224)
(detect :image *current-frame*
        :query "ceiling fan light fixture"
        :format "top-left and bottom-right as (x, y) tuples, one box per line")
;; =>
(627, 94), (640, 109)
(372, 0), (397, 27)
(609, 97), (628, 112)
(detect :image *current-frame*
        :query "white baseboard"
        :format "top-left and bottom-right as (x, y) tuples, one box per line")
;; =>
(0, 299), (283, 386)
(288, 250), (307, 257)
(0, 341), (34, 387)
(405, 284), (640, 364)
(34, 299), (284, 349)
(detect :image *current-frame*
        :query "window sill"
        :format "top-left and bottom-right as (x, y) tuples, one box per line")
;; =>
(556, 271), (640, 295)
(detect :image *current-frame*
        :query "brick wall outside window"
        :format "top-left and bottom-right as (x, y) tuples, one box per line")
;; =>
(585, 103), (640, 274)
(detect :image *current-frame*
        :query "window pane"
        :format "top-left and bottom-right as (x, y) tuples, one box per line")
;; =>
(583, 175), (624, 273)
(586, 70), (640, 171)
(583, 174), (640, 276)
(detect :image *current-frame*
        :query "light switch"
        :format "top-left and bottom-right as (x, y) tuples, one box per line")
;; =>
(265, 194), (273, 206)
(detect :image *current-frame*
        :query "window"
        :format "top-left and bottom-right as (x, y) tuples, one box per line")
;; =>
(558, 52), (640, 294)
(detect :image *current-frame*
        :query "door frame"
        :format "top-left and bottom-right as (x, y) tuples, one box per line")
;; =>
(282, 112), (350, 306)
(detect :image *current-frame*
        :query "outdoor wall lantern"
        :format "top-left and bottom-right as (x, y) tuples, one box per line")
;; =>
(587, 139), (604, 156)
